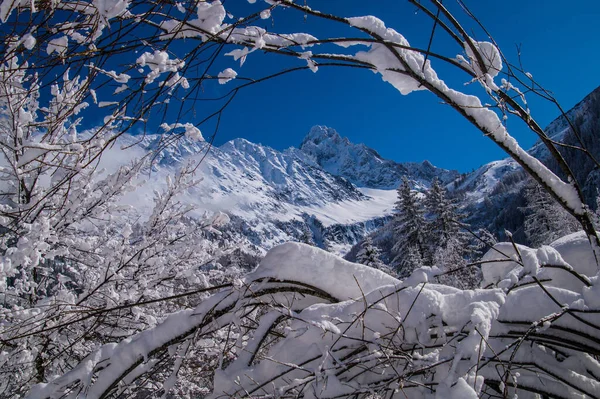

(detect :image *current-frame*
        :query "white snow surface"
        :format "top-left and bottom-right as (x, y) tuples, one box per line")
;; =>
(299, 187), (396, 227)
(27, 236), (600, 399)
(217, 67), (237, 84)
(550, 231), (598, 278)
(449, 158), (519, 202)
(463, 39), (502, 78)
(46, 36), (68, 55)
(481, 231), (598, 293)
(210, 243), (505, 399)
(248, 242), (399, 300)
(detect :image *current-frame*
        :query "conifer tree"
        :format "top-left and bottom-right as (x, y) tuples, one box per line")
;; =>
(299, 224), (316, 246)
(424, 178), (462, 257)
(392, 177), (426, 273)
(356, 236), (383, 267)
(423, 178), (481, 286)
(398, 244), (425, 277)
(521, 179), (579, 247)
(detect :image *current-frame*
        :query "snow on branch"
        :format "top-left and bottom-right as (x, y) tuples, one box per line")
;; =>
(27, 240), (600, 398)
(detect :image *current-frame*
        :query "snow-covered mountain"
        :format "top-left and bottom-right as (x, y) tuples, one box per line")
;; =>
(112, 82), (600, 259)
(445, 85), (600, 241)
(108, 125), (461, 255)
(300, 126), (459, 189)
(100, 133), (373, 253)
(529, 85), (600, 160)
(449, 158), (520, 202)
(120, 82), (600, 258)
(343, 85), (600, 262)
(462, 85), (600, 198)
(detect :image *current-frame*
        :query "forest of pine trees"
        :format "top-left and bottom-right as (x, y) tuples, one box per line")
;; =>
(390, 177), (483, 288)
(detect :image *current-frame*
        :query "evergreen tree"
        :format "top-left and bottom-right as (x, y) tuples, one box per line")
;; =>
(424, 178), (461, 252)
(392, 177), (426, 273)
(299, 224), (316, 246)
(356, 236), (383, 267)
(422, 178), (484, 286)
(398, 244), (424, 278)
(521, 179), (579, 247)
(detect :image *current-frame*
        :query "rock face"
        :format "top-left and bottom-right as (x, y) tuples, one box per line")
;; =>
(299, 126), (459, 189)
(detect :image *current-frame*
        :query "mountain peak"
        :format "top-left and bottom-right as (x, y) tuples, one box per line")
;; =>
(421, 160), (434, 169)
(301, 125), (349, 147)
(299, 126), (458, 189)
(221, 137), (256, 149)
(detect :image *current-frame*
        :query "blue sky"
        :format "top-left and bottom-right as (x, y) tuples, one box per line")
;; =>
(194, 0), (600, 172)
(38, 0), (596, 173)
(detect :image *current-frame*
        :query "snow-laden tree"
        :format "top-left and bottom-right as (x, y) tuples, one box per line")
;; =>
(398, 243), (425, 277)
(0, 10), (236, 397)
(421, 178), (481, 287)
(392, 177), (425, 274)
(424, 179), (460, 246)
(27, 237), (600, 399)
(356, 235), (395, 276)
(522, 178), (579, 247)
(356, 235), (382, 267)
(1, 0), (599, 398)
(423, 178), (468, 258)
(299, 223), (316, 246)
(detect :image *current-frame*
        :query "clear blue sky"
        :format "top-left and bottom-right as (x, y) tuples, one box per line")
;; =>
(193, 0), (600, 173)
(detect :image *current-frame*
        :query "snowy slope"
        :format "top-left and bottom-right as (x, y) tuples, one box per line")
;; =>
(139, 136), (397, 221)
(118, 82), (600, 258)
(529, 85), (600, 159)
(300, 126), (459, 189)
(440, 85), (600, 242)
(110, 132), (402, 254)
(453, 85), (600, 205)
(300, 188), (396, 227)
(449, 158), (521, 203)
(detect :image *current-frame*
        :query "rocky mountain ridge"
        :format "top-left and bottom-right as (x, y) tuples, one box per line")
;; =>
(115, 125), (458, 255)
(300, 125), (459, 189)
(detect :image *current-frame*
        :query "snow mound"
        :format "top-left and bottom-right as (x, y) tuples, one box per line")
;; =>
(481, 232), (597, 293)
(213, 243), (505, 399)
(549, 230), (598, 278)
(248, 242), (399, 300)
(27, 235), (600, 398)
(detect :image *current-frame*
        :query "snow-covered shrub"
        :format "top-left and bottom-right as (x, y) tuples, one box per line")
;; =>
(27, 239), (600, 398)
(0, 50), (233, 398)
